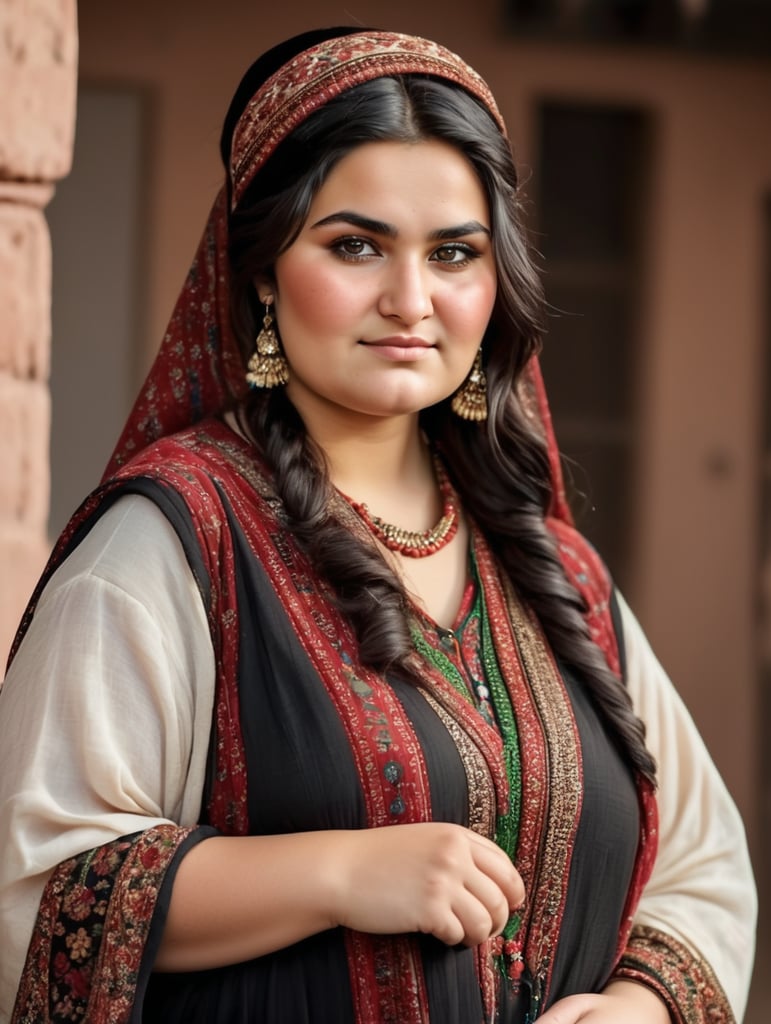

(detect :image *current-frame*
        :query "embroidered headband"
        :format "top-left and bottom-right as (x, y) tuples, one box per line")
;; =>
(229, 31), (506, 209)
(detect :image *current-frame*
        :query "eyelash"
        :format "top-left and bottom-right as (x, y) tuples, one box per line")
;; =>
(330, 236), (482, 268)
(331, 237), (380, 261)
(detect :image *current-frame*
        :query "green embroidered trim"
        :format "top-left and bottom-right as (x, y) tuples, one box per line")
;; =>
(472, 551), (524, 956)
(411, 549), (524, 955)
(475, 559), (521, 871)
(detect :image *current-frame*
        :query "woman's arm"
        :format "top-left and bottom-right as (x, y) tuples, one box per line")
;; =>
(156, 822), (524, 970)
(0, 496), (215, 1016)
(535, 590), (754, 1024)
(612, 593), (755, 1022)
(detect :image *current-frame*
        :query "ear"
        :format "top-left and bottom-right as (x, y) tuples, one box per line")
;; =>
(253, 275), (275, 304)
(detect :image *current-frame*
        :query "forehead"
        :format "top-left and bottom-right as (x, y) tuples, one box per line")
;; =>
(307, 139), (490, 225)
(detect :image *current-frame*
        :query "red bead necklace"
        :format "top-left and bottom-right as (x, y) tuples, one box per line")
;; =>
(345, 459), (459, 558)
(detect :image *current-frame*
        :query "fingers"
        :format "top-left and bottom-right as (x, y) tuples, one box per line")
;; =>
(537, 988), (670, 1024)
(413, 880), (501, 947)
(420, 827), (524, 947)
(466, 830), (526, 911)
(449, 884), (503, 947)
(459, 867), (513, 939)
(331, 822), (525, 948)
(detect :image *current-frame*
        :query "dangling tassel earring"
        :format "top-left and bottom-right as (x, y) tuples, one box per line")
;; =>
(451, 348), (488, 421)
(245, 296), (289, 389)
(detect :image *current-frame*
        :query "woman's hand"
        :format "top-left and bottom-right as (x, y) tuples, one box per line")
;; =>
(537, 980), (671, 1023)
(330, 822), (524, 947)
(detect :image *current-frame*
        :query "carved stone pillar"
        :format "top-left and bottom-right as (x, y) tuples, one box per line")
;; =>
(0, 0), (78, 660)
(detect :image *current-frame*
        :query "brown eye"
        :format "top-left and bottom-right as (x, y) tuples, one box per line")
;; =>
(332, 236), (379, 260)
(432, 243), (478, 266)
(342, 238), (365, 255)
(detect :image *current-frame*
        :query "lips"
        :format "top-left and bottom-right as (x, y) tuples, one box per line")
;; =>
(360, 336), (435, 362)
(362, 336), (433, 349)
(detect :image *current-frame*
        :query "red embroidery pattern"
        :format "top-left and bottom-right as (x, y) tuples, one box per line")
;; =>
(11, 827), (196, 1024)
(345, 933), (429, 1024)
(110, 438), (250, 835)
(614, 925), (735, 1024)
(548, 516), (659, 962)
(100, 189), (243, 480)
(230, 32), (505, 208)
(518, 359), (572, 523)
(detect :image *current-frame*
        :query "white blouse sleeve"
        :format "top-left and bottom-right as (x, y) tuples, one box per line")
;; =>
(0, 495), (216, 1021)
(618, 591), (757, 1020)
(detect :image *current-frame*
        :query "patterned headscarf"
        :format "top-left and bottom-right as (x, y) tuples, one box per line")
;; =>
(102, 28), (569, 521)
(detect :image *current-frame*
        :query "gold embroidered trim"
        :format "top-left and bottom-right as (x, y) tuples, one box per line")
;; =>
(230, 31), (505, 207)
(421, 689), (497, 838)
(499, 573), (583, 1001)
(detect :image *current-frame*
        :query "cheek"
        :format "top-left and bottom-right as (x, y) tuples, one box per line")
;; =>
(277, 260), (367, 334)
(447, 276), (497, 337)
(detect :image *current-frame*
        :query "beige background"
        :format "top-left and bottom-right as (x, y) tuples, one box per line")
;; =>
(1, 0), (769, 1017)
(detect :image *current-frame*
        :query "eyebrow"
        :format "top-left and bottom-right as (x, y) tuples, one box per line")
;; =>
(310, 210), (490, 240)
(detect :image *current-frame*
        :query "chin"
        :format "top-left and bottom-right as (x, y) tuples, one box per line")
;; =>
(357, 386), (452, 418)
(361, 400), (436, 420)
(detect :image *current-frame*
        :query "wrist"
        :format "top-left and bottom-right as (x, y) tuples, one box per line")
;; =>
(603, 979), (672, 1023)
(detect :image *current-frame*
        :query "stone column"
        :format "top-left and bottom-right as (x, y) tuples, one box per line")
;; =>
(0, 0), (78, 662)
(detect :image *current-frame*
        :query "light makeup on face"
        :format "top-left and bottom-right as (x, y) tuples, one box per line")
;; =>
(268, 139), (497, 428)
(311, 210), (492, 271)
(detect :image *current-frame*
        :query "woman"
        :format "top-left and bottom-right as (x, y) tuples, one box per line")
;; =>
(0, 26), (755, 1024)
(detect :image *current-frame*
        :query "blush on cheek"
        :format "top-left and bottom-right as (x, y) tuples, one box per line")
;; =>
(279, 265), (361, 332)
(454, 280), (497, 336)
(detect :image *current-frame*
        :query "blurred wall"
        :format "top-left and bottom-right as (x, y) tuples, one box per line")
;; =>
(68, 0), (771, 844)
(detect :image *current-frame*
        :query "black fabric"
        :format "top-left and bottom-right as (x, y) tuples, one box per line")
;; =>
(134, 491), (358, 1023)
(229, 507), (368, 836)
(387, 676), (470, 825)
(95, 486), (640, 1023)
(546, 666), (640, 1003)
(143, 932), (355, 1024)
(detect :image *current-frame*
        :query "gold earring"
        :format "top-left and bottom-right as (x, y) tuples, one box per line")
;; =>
(451, 348), (487, 421)
(245, 297), (289, 389)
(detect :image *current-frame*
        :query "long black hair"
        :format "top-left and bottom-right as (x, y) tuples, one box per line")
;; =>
(222, 29), (656, 784)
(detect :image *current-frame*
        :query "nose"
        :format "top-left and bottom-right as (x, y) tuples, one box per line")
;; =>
(377, 255), (433, 325)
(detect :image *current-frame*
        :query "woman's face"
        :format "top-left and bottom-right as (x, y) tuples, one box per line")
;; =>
(266, 138), (497, 432)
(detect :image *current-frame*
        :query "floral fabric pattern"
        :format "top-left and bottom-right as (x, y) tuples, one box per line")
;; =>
(11, 826), (200, 1024)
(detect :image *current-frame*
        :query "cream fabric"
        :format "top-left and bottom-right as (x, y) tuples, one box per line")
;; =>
(620, 591), (757, 1019)
(0, 496), (756, 1021)
(0, 497), (214, 1022)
